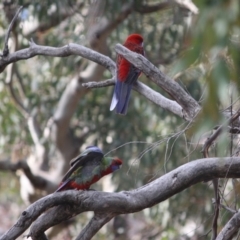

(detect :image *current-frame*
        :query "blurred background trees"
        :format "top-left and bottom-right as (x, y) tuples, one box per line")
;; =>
(0, 0), (240, 239)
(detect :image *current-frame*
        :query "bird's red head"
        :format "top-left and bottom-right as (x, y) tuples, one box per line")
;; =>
(125, 34), (143, 45)
(110, 158), (123, 172)
(113, 158), (123, 165)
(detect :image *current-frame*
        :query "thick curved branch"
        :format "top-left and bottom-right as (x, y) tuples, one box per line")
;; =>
(2, 157), (240, 240)
(115, 44), (201, 121)
(0, 41), (115, 75)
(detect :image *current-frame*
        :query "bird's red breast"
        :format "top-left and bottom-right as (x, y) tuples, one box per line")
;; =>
(117, 34), (144, 82)
(59, 174), (102, 191)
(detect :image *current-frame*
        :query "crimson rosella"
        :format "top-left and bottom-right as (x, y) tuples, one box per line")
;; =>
(110, 33), (144, 115)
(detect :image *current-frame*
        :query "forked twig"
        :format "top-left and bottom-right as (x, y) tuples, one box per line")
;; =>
(1, 6), (23, 57)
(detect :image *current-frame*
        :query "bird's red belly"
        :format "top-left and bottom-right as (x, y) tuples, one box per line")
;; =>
(69, 175), (101, 190)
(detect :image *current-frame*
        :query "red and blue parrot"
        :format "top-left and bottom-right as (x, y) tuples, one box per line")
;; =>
(55, 146), (122, 192)
(110, 33), (144, 115)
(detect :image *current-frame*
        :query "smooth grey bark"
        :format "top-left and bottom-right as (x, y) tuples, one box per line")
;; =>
(216, 211), (240, 240)
(115, 44), (201, 121)
(1, 157), (240, 240)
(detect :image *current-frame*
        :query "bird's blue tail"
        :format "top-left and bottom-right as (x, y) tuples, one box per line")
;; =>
(110, 80), (132, 115)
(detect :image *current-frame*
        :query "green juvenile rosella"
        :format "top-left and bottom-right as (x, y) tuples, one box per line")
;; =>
(55, 146), (122, 192)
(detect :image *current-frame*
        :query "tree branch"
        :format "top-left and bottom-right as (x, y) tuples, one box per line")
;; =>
(2, 157), (240, 240)
(134, 81), (183, 118)
(1, 6), (23, 57)
(83, 79), (184, 118)
(0, 42), (195, 120)
(29, 204), (84, 240)
(216, 210), (240, 240)
(2, 40), (240, 127)
(82, 78), (115, 88)
(0, 41), (116, 75)
(115, 44), (201, 121)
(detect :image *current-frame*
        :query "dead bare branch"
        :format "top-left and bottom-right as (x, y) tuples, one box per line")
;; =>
(1, 6), (23, 57)
(2, 157), (240, 240)
(82, 78), (115, 88)
(115, 44), (200, 121)
(0, 41), (186, 121)
(134, 81), (183, 118)
(83, 79), (184, 118)
(0, 40), (116, 75)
